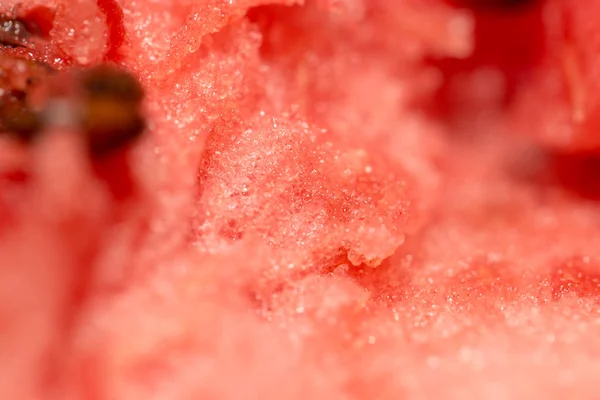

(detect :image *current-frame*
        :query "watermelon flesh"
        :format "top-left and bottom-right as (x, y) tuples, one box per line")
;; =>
(1, 0), (600, 399)
(511, 0), (600, 151)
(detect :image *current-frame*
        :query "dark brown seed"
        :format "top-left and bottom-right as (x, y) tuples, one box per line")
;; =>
(85, 111), (145, 157)
(0, 99), (42, 142)
(1, 60), (146, 156)
(82, 98), (145, 156)
(81, 65), (144, 103)
(79, 65), (146, 157)
(0, 54), (54, 143)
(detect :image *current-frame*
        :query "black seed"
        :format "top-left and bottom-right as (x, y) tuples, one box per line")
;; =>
(81, 65), (144, 103)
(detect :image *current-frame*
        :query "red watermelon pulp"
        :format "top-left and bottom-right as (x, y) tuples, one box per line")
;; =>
(1, 0), (600, 399)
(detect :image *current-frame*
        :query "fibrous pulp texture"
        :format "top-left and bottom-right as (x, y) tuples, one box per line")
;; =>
(2, 0), (600, 399)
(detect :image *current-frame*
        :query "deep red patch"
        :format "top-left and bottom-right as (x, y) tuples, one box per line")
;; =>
(0, 168), (29, 230)
(551, 153), (600, 200)
(96, 0), (126, 62)
(23, 6), (55, 38)
(1, 168), (29, 185)
(92, 149), (137, 202)
(428, 0), (545, 116)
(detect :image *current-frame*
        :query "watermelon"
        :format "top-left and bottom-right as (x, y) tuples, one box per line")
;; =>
(1, 1), (600, 399)
(511, 0), (600, 151)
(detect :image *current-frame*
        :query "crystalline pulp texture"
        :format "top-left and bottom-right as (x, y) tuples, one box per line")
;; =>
(2, 0), (600, 399)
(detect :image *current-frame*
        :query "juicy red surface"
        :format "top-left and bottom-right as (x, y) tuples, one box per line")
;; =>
(3, 1), (600, 399)
(550, 258), (600, 301)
